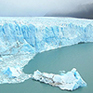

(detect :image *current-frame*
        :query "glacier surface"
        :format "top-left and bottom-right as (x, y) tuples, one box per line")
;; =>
(0, 17), (92, 86)
(32, 68), (87, 91)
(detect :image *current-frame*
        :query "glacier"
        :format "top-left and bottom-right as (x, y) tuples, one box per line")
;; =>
(32, 68), (87, 91)
(0, 17), (92, 90)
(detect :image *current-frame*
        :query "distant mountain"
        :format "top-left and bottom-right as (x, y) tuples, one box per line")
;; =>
(44, 3), (93, 19)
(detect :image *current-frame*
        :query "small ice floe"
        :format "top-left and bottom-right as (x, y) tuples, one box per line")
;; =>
(32, 68), (87, 91)
(3, 67), (21, 78)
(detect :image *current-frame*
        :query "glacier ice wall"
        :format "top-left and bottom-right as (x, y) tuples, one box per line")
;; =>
(0, 17), (93, 84)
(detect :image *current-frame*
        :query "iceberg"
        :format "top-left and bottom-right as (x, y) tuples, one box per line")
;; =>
(32, 68), (87, 91)
(0, 17), (92, 85)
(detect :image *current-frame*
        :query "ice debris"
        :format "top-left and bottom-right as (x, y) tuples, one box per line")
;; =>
(3, 67), (21, 78)
(32, 68), (87, 91)
(0, 66), (32, 84)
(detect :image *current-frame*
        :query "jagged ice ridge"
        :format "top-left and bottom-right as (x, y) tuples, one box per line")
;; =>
(32, 68), (87, 91)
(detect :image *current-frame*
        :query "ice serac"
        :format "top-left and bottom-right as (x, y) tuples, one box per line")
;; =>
(0, 17), (93, 84)
(32, 68), (87, 91)
(3, 67), (21, 78)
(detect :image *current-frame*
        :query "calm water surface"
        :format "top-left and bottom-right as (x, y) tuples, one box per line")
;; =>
(0, 43), (93, 93)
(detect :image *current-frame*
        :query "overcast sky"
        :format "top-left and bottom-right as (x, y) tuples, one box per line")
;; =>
(0, 0), (93, 18)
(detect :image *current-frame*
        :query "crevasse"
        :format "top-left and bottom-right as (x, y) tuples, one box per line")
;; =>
(0, 17), (93, 84)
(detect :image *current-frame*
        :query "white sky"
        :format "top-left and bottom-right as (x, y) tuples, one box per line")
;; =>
(0, 0), (93, 16)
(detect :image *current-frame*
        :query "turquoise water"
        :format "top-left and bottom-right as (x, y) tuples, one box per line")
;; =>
(0, 43), (93, 93)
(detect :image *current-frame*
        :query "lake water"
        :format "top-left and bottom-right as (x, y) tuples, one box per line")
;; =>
(0, 43), (93, 93)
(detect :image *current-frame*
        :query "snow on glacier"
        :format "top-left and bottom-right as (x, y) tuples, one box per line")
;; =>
(32, 68), (87, 91)
(0, 17), (92, 87)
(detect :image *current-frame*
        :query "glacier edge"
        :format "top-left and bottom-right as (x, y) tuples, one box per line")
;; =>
(0, 17), (92, 86)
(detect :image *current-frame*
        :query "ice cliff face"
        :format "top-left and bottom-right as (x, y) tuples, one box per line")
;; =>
(0, 17), (93, 84)
(0, 17), (93, 55)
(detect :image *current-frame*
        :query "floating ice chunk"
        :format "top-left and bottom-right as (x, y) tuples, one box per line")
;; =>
(3, 67), (21, 78)
(32, 68), (87, 91)
(53, 75), (62, 83)
(32, 70), (42, 80)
